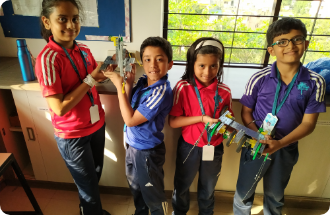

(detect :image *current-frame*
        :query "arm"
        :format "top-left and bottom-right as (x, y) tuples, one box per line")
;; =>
(261, 113), (319, 155)
(168, 115), (219, 128)
(46, 63), (107, 116)
(104, 65), (147, 127)
(241, 105), (259, 132)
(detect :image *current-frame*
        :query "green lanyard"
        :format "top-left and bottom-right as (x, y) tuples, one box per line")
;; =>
(193, 78), (219, 143)
(272, 66), (299, 116)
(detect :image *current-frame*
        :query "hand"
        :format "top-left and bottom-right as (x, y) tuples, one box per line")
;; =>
(126, 64), (136, 85)
(201, 115), (219, 126)
(259, 136), (283, 155)
(91, 62), (107, 82)
(103, 68), (123, 89)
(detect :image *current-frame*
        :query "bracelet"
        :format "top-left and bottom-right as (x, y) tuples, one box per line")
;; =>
(201, 115), (204, 123)
(83, 74), (97, 88)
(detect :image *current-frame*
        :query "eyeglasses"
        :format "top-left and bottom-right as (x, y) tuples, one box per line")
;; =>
(271, 37), (306, 47)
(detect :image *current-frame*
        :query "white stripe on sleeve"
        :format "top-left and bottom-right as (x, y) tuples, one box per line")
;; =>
(245, 68), (271, 95)
(310, 71), (326, 102)
(41, 48), (50, 86)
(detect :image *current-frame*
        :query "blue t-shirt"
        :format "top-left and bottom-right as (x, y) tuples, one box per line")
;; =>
(240, 62), (326, 141)
(125, 74), (173, 150)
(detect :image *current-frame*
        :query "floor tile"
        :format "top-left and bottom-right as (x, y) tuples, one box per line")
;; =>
(52, 189), (79, 201)
(100, 193), (131, 205)
(287, 207), (329, 215)
(0, 196), (50, 212)
(43, 198), (80, 215)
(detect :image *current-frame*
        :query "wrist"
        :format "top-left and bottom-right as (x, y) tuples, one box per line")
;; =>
(83, 74), (97, 87)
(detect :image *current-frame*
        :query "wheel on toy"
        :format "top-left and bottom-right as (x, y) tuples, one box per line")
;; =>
(226, 130), (237, 147)
(236, 136), (247, 153)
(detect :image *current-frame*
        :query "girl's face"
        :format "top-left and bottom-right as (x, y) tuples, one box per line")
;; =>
(42, 1), (80, 49)
(193, 54), (220, 87)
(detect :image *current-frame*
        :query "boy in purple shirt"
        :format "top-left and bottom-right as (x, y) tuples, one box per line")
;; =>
(234, 18), (326, 215)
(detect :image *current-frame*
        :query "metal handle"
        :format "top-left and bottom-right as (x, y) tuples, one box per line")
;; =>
(26, 127), (35, 141)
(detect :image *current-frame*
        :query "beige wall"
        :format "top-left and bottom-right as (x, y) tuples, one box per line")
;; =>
(1, 0), (330, 198)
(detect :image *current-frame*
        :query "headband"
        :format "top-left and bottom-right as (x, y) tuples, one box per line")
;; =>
(195, 40), (223, 52)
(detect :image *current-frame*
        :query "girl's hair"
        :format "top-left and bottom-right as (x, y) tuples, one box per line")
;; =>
(182, 37), (225, 84)
(40, 0), (83, 42)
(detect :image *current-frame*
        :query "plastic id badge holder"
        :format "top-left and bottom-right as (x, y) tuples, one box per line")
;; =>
(202, 145), (214, 161)
(262, 113), (278, 135)
(90, 105), (100, 124)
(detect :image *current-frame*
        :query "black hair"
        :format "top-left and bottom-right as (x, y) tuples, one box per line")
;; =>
(40, 0), (83, 42)
(182, 37), (225, 84)
(140, 37), (173, 62)
(267, 17), (307, 47)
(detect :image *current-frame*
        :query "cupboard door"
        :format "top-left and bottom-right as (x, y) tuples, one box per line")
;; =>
(25, 91), (72, 183)
(11, 89), (48, 180)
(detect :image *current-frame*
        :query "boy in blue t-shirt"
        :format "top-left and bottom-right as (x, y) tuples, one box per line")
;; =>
(104, 37), (174, 215)
(234, 18), (326, 215)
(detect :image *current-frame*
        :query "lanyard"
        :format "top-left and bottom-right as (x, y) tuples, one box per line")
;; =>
(193, 78), (219, 143)
(52, 39), (95, 106)
(272, 66), (299, 116)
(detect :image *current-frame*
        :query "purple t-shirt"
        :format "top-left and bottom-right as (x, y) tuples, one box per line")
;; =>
(240, 62), (326, 142)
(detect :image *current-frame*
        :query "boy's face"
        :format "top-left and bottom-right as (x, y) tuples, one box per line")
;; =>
(267, 29), (309, 65)
(142, 46), (173, 85)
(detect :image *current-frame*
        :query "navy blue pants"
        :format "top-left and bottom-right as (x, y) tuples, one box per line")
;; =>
(126, 142), (168, 215)
(172, 136), (224, 215)
(55, 123), (105, 215)
(233, 143), (299, 215)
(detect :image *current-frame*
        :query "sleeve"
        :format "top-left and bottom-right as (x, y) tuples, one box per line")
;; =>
(137, 82), (172, 122)
(90, 51), (98, 70)
(305, 76), (326, 114)
(169, 82), (185, 117)
(35, 51), (63, 97)
(239, 73), (262, 110)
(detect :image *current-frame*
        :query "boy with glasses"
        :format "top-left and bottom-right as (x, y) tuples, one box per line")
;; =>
(233, 17), (326, 215)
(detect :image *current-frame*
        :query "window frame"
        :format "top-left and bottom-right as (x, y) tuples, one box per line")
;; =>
(163, 0), (330, 69)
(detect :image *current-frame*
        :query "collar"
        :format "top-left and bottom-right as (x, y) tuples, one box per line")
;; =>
(138, 74), (169, 90)
(47, 36), (80, 56)
(270, 61), (310, 82)
(194, 76), (218, 91)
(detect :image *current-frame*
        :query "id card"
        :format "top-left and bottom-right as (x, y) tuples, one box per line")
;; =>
(90, 105), (100, 124)
(202, 145), (214, 161)
(262, 113), (278, 135)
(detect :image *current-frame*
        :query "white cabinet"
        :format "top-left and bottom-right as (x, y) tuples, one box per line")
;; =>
(24, 91), (73, 183)
(12, 89), (72, 183)
(11, 89), (48, 181)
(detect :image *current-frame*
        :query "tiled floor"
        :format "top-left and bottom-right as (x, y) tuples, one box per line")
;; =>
(0, 185), (329, 215)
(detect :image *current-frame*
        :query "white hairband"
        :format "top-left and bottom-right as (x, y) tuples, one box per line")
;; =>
(195, 40), (223, 52)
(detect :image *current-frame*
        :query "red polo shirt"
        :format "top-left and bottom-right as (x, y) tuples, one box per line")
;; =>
(170, 78), (233, 147)
(35, 36), (105, 138)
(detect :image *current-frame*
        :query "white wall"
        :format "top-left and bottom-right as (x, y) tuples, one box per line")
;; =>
(1, 0), (330, 198)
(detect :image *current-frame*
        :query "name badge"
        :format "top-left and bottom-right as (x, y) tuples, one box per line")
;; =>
(262, 113), (278, 135)
(90, 105), (100, 124)
(202, 145), (214, 161)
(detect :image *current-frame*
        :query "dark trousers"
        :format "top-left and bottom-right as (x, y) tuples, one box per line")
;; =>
(126, 142), (168, 215)
(172, 136), (224, 215)
(55, 123), (105, 215)
(233, 144), (299, 215)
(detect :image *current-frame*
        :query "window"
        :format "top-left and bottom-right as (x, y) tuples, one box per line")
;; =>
(163, 0), (330, 68)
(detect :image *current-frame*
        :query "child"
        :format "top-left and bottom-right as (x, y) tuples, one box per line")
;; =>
(169, 37), (233, 215)
(234, 18), (326, 215)
(36, 0), (111, 214)
(104, 37), (174, 215)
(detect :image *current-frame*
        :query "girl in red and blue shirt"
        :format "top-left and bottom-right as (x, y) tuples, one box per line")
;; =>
(35, 0), (111, 214)
(169, 37), (233, 215)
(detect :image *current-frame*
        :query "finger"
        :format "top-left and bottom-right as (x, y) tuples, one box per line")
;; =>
(259, 139), (269, 144)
